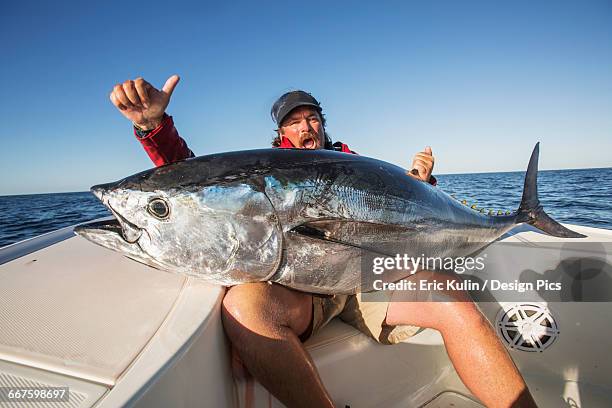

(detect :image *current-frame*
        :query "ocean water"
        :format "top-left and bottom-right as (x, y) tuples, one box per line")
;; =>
(0, 192), (111, 248)
(1, 167), (611, 248)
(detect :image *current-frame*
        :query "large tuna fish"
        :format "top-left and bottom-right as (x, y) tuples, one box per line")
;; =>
(75, 143), (584, 294)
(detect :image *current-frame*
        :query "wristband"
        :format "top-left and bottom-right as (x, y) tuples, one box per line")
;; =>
(134, 124), (153, 138)
(133, 114), (168, 138)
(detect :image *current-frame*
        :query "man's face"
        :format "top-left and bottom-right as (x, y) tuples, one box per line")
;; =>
(278, 106), (324, 150)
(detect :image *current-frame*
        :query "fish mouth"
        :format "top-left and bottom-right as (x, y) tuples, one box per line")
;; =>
(74, 212), (143, 246)
(90, 185), (143, 244)
(74, 217), (129, 249)
(106, 204), (143, 244)
(74, 217), (122, 236)
(74, 217), (164, 270)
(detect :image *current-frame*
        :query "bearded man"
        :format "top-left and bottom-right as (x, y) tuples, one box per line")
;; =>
(109, 74), (537, 408)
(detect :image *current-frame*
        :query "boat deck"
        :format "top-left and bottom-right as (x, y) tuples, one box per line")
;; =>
(0, 222), (610, 407)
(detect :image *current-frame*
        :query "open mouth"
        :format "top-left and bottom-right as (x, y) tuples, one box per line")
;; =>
(74, 217), (122, 236)
(75, 212), (142, 244)
(107, 204), (143, 243)
(301, 136), (317, 149)
(74, 216), (164, 270)
(86, 186), (143, 244)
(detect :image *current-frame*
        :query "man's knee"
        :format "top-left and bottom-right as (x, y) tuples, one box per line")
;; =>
(221, 282), (313, 337)
(222, 283), (261, 318)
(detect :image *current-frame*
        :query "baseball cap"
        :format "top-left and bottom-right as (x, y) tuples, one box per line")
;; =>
(271, 90), (322, 126)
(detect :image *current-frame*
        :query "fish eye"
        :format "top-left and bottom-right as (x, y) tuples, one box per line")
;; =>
(147, 198), (170, 219)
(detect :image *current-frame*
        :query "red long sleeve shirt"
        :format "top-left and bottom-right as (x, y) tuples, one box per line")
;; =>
(135, 116), (436, 186)
(135, 115), (195, 166)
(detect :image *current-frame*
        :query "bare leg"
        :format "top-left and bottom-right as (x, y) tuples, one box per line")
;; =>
(386, 271), (537, 408)
(222, 282), (335, 408)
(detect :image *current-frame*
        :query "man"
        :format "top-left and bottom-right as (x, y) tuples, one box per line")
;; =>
(110, 75), (537, 408)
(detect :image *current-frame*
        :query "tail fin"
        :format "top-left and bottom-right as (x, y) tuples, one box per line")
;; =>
(516, 143), (586, 238)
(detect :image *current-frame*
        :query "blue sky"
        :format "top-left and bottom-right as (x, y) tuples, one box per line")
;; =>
(1, 0), (610, 195)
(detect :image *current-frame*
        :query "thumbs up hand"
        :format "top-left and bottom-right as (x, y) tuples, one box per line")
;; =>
(407, 146), (435, 182)
(110, 75), (180, 130)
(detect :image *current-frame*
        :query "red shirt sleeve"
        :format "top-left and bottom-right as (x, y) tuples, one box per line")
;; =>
(334, 142), (357, 154)
(135, 115), (195, 167)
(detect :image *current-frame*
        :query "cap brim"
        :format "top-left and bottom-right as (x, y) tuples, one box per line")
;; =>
(276, 102), (321, 126)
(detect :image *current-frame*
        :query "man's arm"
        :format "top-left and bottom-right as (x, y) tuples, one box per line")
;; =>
(329, 141), (437, 185)
(134, 115), (195, 167)
(110, 75), (194, 167)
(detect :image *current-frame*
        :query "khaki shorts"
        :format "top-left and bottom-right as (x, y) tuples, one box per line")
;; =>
(304, 292), (421, 345)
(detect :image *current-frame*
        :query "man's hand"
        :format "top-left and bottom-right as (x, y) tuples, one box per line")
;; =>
(109, 75), (180, 130)
(407, 146), (435, 182)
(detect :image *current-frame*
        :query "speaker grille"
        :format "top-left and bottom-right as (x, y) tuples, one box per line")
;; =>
(495, 303), (559, 352)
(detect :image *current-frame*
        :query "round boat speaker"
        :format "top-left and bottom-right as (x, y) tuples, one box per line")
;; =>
(495, 303), (559, 352)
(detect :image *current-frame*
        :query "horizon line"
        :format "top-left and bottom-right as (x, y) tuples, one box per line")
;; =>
(1, 165), (610, 197)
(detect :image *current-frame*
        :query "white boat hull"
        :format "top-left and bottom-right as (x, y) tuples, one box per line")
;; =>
(0, 222), (610, 407)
